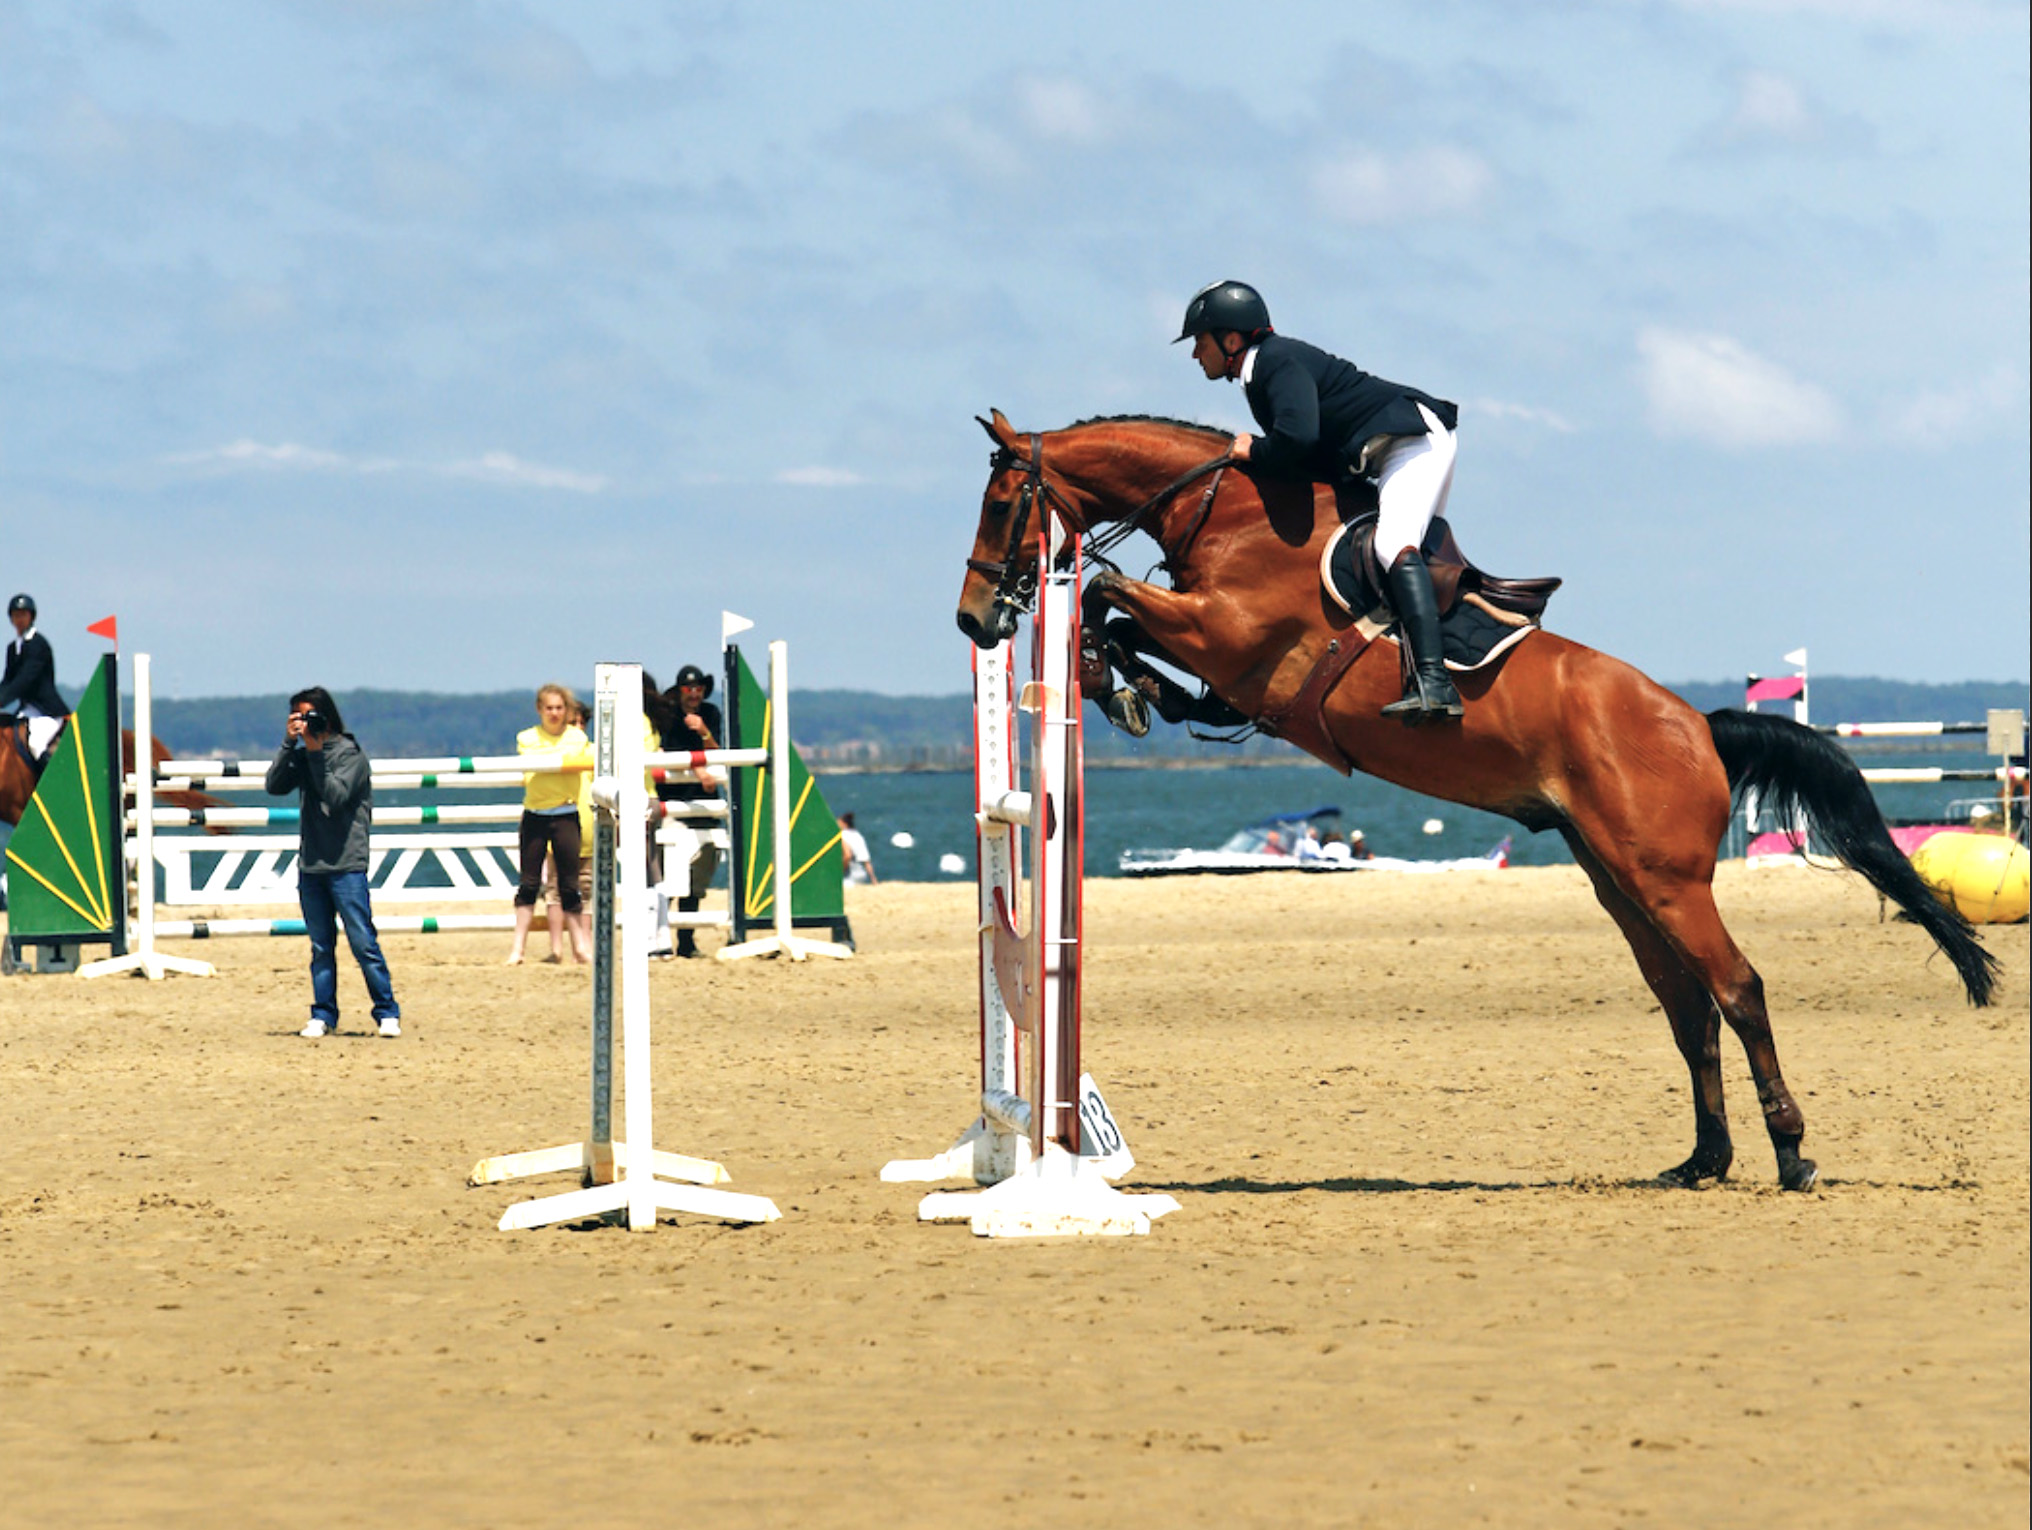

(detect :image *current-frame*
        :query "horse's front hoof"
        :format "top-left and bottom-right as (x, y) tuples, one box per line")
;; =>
(1104, 688), (1150, 738)
(1779, 1157), (1820, 1193)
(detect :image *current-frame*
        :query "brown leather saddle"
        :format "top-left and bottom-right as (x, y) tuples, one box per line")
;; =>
(1324, 512), (1561, 637)
(1258, 516), (1562, 772)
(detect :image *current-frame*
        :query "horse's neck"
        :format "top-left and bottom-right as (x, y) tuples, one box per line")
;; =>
(1064, 427), (1328, 571)
(1055, 426), (1233, 530)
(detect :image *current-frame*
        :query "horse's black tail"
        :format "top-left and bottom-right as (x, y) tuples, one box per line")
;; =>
(1706, 708), (1997, 1006)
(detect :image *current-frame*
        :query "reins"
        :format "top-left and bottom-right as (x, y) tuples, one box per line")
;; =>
(1087, 453), (1231, 573)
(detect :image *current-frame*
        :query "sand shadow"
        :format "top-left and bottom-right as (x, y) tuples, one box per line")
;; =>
(1138, 1174), (1574, 1196)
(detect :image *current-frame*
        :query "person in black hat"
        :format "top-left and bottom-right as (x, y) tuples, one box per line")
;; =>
(655, 663), (725, 957)
(1177, 279), (1465, 724)
(264, 686), (402, 1038)
(0, 593), (69, 766)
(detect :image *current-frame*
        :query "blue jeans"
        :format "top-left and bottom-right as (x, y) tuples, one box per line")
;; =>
(299, 870), (400, 1025)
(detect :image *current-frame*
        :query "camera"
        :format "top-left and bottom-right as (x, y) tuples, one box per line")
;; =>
(298, 709), (327, 733)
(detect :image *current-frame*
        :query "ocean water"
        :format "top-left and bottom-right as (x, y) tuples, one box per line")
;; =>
(815, 743), (2011, 884)
(261, 741), (2011, 896)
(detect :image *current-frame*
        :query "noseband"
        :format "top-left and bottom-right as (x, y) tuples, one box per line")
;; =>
(967, 433), (1234, 618)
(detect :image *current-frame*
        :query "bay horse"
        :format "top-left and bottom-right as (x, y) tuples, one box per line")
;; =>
(957, 409), (1997, 1193)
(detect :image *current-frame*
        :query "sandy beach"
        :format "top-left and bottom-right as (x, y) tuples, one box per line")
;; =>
(1, 863), (2025, 1529)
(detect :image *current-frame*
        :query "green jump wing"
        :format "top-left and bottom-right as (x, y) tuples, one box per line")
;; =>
(725, 645), (852, 948)
(5, 653), (126, 949)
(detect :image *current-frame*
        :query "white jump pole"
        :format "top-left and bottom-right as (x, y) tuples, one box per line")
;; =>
(881, 514), (1179, 1237)
(717, 640), (851, 963)
(78, 652), (214, 981)
(470, 662), (780, 1233)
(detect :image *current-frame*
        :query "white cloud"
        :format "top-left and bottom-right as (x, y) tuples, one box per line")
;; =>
(775, 466), (864, 488)
(1637, 328), (1843, 447)
(1468, 398), (1577, 433)
(1900, 362), (2031, 443)
(440, 452), (607, 493)
(170, 439), (357, 471)
(1695, 68), (1874, 155)
(922, 105), (1029, 181)
(167, 441), (604, 491)
(1668, 0), (2013, 25)
(1730, 71), (1815, 141)
(1310, 145), (1492, 226)
(468, 23), (597, 94)
(1016, 76), (1110, 143)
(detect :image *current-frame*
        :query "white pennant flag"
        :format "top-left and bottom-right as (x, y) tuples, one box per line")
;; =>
(721, 610), (756, 646)
(1782, 647), (1808, 669)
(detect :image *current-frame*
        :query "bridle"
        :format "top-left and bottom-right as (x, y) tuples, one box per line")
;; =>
(967, 432), (1233, 618)
(965, 434), (1078, 621)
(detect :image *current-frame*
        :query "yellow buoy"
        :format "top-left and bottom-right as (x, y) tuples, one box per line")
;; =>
(1909, 830), (2031, 924)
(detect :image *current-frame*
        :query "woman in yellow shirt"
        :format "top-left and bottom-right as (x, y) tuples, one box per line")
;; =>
(507, 684), (591, 965)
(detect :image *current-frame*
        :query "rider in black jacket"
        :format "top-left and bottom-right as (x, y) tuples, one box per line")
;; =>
(1178, 281), (1464, 722)
(0, 594), (69, 759)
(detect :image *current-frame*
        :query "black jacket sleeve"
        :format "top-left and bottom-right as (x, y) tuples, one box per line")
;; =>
(265, 744), (304, 797)
(1245, 349), (1324, 479)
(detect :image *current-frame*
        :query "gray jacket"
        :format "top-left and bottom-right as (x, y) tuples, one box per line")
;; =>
(265, 732), (373, 874)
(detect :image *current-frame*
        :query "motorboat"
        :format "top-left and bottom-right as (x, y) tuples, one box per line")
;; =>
(1119, 806), (1510, 877)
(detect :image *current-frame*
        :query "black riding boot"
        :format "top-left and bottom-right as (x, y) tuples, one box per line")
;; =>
(1379, 550), (1464, 722)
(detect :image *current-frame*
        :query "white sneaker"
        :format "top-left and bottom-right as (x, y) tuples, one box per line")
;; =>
(299, 1020), (331, 1038)
(377, 1016), (402, 1039)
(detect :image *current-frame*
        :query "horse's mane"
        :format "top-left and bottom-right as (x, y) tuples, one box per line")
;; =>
(1063, 413), (1231, 446)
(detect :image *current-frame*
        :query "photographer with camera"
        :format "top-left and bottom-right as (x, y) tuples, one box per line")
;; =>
(264, 687), (402, 1039)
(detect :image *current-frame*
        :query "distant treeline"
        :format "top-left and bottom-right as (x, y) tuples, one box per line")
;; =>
(115, 676), (2029, 769)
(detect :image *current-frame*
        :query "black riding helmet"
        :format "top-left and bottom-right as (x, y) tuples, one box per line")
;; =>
(7, 593), (34, 617)
(671, 663), (714, 698)
(1175, 280), (1272, 343)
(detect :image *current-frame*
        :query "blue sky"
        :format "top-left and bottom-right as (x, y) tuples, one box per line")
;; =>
(3, 0), (2025, 701)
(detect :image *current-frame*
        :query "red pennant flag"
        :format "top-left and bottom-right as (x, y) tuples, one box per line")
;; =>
(87, 614), (119, 642)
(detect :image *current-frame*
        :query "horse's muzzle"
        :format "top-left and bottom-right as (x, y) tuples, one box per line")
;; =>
(956, 602), (1018, 648)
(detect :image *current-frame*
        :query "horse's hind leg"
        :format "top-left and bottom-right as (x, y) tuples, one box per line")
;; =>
(1575, 830), (1818, 1191)
(1664, 900), (1817, 1191)
(1563, 832), (1734, 1185)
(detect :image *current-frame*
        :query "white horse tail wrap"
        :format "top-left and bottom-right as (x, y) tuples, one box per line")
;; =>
(882, 513), (1180, 1236)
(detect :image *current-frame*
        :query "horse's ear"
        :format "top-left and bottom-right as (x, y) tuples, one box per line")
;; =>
(977, 409), (1016, 446)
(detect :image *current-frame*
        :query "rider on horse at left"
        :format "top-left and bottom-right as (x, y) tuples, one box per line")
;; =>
(0, 593), (69, 776)
(1179, 280), (1465, 723)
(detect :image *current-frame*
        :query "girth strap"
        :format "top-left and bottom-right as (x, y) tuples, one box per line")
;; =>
(1255, 629), (1377, 776)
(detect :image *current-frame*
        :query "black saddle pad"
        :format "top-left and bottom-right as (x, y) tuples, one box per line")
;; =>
(1323, 517), (1548, 673)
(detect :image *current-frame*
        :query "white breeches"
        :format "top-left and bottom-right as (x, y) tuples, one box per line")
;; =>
(25, 714), (62, 759)
(1372, 402), (1457, 567)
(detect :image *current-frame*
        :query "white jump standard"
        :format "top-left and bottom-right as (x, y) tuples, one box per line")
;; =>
(469, 662), (781, 1233)
(882, 518), (1179, 1237)
(77, 653), (214, 980)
